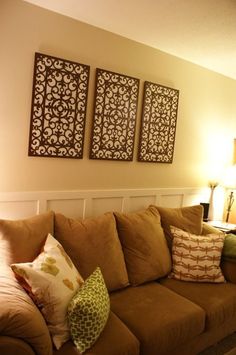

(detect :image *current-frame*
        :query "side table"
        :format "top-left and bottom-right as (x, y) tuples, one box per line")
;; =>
(207, 221), (236, 234)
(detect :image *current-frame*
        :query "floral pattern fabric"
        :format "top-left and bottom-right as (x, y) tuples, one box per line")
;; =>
(11, 233), (84, 349)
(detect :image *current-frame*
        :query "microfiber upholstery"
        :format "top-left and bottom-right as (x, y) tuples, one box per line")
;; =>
(0, 212), (54, 355)
(151, 205), (203, 249)
(0, 264), (52, 355)
(0, 211), (54, 264)
(110, 282), (205, 355)
(2, 206), (236, 355)
(221, 260), (236, 283)
(54, 213), (129, 292)
(160, 277), (236, 330)
(0, 336), (35, 355)
(202, 222), (224, 235)
(114, 206), (171, 285)
(53, 312), (140, 355)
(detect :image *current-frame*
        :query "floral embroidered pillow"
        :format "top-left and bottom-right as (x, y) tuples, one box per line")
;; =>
(11, 233), (84, 349)
(170, 226), (225, 283)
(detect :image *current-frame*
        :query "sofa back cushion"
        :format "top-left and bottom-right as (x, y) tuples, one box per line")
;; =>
(0, 211), (54, 264)
(54, 212), (129, 292)
(151, 205), (203, 249)
(114, 206), (171, 286)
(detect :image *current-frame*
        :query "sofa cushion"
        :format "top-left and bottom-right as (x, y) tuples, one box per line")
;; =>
(53, 312), (140, 355)
(0, 336), (35, 355)
(221, 259), (236, 283)
(151, 205), (203, 249)
(114, 206), (171, 285)
(110, 282), (205, 355)
(11, 233), (84, 350)
(170, 226), (225, 283)
(68, 267), (110, 354)
(0, 264), (52, 355)
(160, 277), (236, 330)
(0, 211), (54, 264)
(54, 213), (129, 292)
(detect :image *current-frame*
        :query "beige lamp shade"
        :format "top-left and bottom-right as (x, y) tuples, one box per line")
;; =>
(223, 165), (236, 189)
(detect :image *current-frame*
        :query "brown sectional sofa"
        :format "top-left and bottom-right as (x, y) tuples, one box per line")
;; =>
(1, 205), (236, 355)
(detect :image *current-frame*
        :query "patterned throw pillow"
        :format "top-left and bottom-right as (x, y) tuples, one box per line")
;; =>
(68, 267), (110, 354)
(11, 233), (84, 349)
(170, 226), (225, 283)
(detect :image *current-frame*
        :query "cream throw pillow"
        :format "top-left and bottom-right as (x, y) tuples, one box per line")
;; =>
(170, 226), (225, 283)
(11, 233), (84, 349)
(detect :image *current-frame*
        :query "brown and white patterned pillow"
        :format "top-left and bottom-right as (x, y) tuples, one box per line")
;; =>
(169, 226), (225, 283)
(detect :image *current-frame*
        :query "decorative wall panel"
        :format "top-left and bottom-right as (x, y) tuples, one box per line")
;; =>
(138, 81), (179, 163)
(90, 68), (139, 161)
(28, 53), (90, 158)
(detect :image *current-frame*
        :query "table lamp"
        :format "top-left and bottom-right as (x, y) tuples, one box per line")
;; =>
(223, 165), (236, 223)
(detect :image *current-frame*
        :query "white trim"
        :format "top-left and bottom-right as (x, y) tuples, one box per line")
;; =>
(0, 187), (209, 220)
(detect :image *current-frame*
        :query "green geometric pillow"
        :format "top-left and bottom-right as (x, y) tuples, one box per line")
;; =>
(223, 233), (236, 260)
(67, 267), (110, 353)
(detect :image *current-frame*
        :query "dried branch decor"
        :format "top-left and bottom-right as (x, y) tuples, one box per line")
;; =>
(28, 53), (90, 158)
(138, 81), (179, 163)
(90, 68), (140, 161)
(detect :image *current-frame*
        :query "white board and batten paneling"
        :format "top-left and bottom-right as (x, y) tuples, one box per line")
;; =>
(0, 187), (222, 221)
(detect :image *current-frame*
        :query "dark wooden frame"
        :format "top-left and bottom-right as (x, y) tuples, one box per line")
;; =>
(28, 52), (90, 159)
(90, 68), (140, 161)
(138, 81), (179, 163)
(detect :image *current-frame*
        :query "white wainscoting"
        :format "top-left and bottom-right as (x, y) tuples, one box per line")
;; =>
(0, 187), (213, 220)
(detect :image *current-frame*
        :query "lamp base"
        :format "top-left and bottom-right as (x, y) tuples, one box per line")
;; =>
(226, 191), (234, 223)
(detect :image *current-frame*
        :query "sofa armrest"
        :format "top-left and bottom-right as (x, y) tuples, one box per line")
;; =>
(202, 228), (236, 282)
(0, 336), (35, 355)
(221, 259), (236, 283)
(201, 222), (224, 235)
(0, 264), (53, 355)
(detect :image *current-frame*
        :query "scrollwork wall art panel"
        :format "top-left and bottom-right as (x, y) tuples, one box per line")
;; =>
(138, 81), (179, 163)
(90, 68), (140, 161)
(28, 52), (90, 158)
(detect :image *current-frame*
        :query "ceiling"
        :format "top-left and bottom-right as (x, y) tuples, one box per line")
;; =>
(24, 0), (236, 80)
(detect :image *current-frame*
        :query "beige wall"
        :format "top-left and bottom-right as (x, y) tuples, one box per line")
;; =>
(1, 0), (236, 195)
